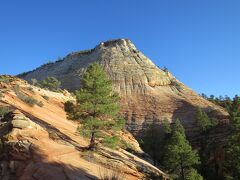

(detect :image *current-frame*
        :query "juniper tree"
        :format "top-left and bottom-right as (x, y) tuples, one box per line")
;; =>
(70, 63), (121, 149)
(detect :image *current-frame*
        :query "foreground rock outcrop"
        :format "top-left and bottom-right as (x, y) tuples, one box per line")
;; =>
(18, 39), (229, 145)
(0, 76), (169, 180)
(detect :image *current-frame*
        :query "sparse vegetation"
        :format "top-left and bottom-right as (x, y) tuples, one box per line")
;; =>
(0, 91), (4, 99)
(36, 76), (61, 92)
(0, 106), (10, 119)
(42, 95), (49, 100)
(27, 87), (35, 93)
(13, 85), (43, 107)
(0, 76), (10, 84)
(37, 101), (44, 107)
(21, 96), (38, 107)
(31, 78), (38, 86)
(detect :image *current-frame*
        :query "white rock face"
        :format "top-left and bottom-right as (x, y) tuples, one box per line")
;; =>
(19, 39), (175, 92)
(19, 39), (228, 141)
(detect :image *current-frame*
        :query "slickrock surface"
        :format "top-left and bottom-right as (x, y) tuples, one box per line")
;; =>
(18, 39), (229, 144)
(0, 76), (169, 180)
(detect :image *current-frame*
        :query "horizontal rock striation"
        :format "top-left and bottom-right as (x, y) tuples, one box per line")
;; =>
(0, 79), (170, 180)
(18, 39), (229, 144)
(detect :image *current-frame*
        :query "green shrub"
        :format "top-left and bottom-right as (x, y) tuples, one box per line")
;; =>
(27, 87), (35, 93)
(22, 96), (39, 107)
(0, 77), (10, 84)
(0, 91), (4, 99)
(36, 77), (61, 92)
(31, 78), (38, 86)
(13, 85), (20, 93)
(13, 85), (42, 107)
(37, 101), (44, 107)
(42, 95), (49, 100)
(0, 106), (10, 118)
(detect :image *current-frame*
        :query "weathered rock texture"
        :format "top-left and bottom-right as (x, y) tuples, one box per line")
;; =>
(0, 76), (169, 180)
(18, 39), (229, 144)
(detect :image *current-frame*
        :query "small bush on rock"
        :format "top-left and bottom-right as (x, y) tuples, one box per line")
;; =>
(0, 77), (10, 84)
(0, 106), (10, 119)
(13, 85), (43, 107)
(42, 95), (49, 100)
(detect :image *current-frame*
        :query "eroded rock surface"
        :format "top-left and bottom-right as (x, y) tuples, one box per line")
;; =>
(18, 39), (229, 144)
(0, 79), (169, 180)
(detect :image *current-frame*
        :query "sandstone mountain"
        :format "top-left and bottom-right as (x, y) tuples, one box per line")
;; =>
(18, 39), (229, 145)
(0, 76), (169, 180)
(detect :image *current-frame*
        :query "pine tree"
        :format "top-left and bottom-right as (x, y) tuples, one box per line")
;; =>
(196, 107), (213, 132)
(196, 107), (219, 179)
(224, 96), (240, 179)
(163, 119), (202, 180)
(69, 63), (121, 149)
(141, 119), (171, 166)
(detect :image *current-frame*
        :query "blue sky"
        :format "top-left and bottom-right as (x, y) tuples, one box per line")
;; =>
(0, 0), (239, 97)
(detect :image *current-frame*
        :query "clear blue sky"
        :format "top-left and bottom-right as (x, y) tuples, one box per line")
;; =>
(0, 0), (239, 97)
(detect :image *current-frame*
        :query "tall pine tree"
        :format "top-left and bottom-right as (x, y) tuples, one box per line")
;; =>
(163, 119), (202, 180)
(67, 63), (121, 149)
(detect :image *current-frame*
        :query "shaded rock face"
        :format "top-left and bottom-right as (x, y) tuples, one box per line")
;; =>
(19, 39), (229, 141)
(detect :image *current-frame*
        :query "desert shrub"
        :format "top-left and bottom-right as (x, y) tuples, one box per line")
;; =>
(31, 78), (38, 86)
(0, 106), (10, 118)
(27, 87), (35, 93)
(42, 95), (49, 100)
(99, 168), (126, 180)
(22, 96), (39, 107)
(36, 77), (61, 92)
(0, 77), (10, 84)
(37, 101), (44, 107)
(0, 91), (4, 99)
(13, 84), (20, 93)
(13, 85), (42, 107)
